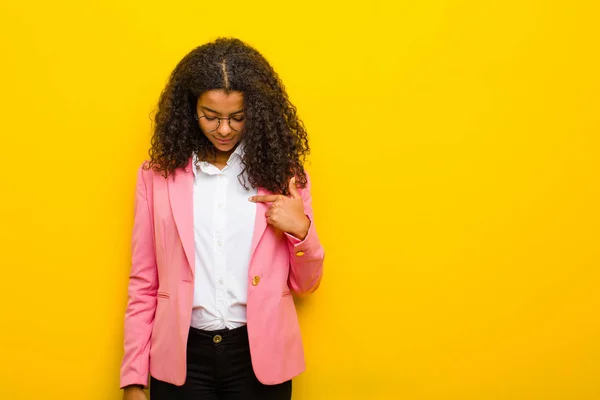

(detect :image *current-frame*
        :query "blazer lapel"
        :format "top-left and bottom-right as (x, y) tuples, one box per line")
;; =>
(167, 159), (270, 279)
(167, 158), (195, 278)
(250, 187), (269, 260)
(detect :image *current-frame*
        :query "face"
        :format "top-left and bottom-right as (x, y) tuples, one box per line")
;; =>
(196, 90), (246, 154)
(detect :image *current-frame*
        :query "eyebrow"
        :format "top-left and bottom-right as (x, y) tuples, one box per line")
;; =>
(200, 106), (245, 115)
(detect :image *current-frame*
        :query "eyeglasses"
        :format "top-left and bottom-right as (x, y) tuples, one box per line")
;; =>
(197, 114), (245, 133)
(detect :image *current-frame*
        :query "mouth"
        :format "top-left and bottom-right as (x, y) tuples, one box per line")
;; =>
(214, 136), (233, 145)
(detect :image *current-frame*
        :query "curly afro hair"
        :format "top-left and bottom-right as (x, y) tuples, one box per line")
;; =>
(145, 37), (310, 195)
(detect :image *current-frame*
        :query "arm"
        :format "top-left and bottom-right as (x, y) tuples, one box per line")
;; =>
(284, 172), (325, 297)
(120, 163), (158, 389)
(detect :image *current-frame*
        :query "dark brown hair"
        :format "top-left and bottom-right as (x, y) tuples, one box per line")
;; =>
(146, 37), (310, 194)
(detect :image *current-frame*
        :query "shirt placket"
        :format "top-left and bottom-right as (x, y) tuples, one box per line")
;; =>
(214, 172), (228, 328)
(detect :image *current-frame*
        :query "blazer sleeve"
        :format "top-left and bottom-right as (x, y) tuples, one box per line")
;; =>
(285, 171), (325, 297)
(120, 163), (158, 388)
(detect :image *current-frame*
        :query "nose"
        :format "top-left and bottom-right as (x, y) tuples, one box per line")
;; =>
(217, 118), (232, 135)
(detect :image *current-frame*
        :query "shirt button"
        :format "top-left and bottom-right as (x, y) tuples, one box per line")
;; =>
(217, 240), (222, 247)
(219, 279), (223, 284)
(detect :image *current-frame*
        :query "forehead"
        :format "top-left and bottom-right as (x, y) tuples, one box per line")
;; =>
(197, 90), (244, 113)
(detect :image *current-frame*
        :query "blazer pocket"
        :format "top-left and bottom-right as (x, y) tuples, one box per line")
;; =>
(157, 292), (170, 300)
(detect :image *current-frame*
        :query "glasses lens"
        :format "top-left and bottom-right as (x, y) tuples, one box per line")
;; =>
(199, 117), (219, 133)
(229, 117), (244, 132)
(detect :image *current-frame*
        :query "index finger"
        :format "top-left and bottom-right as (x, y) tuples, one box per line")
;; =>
(249, 195), (281, 203)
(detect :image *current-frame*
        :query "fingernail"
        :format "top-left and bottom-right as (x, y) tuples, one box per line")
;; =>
(248, 197), (254, 202)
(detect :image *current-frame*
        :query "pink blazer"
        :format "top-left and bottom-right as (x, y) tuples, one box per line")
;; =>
(119, 158), (325, 388)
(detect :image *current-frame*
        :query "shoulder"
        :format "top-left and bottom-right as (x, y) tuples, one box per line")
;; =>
(138, 160), (153, 179)
(304, 169), (312, 185)
(295, 169), (314, 201)
(136, 160), (161, 189)
(138, 158), (192, 180)
(299, 168), (312, 191)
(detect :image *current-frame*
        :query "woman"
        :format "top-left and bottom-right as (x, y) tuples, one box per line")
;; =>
(120, 37), (324, 400)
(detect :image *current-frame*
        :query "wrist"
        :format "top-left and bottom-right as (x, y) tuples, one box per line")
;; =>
(291, 216), (310, 240)
(124, 384), (144, 391)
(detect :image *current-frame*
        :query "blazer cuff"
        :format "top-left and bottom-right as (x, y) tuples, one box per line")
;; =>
(285, 215), (318, 252)
(120, 375), (149, 390)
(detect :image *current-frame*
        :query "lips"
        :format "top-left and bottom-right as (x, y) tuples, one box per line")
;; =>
(215, 137), (232, 145)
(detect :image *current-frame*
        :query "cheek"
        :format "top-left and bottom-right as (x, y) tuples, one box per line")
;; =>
(234, 128), (245, 140)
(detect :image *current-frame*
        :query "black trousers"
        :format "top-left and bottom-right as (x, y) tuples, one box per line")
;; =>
(150, 325), (292, 400)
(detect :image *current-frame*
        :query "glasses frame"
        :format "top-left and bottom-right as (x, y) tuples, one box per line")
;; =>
(196, 113), (245, 133)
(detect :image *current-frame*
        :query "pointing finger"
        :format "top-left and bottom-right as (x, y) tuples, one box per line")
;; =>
(249, 194), (280, 203)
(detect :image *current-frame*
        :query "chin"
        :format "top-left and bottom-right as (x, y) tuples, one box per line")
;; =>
(213, 140), (238, 152)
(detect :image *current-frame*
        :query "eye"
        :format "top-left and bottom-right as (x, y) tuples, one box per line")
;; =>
(204, 116), (217, 121)
(232, 116), (245, 122)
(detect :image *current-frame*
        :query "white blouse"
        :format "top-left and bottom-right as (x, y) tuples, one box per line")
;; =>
(190, 144), (257, 331)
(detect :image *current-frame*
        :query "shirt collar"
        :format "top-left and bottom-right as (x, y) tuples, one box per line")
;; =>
(192, 142), (245, 177)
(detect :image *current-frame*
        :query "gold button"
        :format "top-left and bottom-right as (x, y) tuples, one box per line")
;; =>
(252, 276), (260, 286)
(213, 334), (222, 344)
(295, 251), (305, 257)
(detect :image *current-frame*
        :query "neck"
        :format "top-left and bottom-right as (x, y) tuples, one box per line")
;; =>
(209, 143), (239, 168)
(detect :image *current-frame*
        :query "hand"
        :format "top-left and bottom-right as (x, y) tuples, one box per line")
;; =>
(123, 386), (147, 400)
(250, 177), (310, 240)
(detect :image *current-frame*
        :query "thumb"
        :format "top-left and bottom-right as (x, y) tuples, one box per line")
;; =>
(288, 176), (300, 199)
